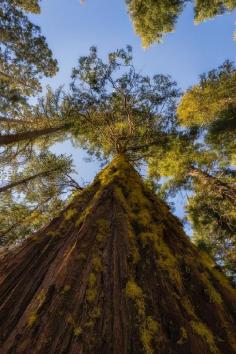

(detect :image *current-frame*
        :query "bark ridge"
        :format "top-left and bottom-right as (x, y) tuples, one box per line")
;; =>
(0, 156), (236, 354)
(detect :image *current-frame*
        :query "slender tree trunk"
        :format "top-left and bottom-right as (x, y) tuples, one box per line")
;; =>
(0, 125), (66, 146)
(0, 167), (62, 193)
(0, 157), (235, 354)
(0, 117), (32, 125)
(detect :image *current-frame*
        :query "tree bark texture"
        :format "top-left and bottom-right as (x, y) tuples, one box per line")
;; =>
(0, 157), (235, 354)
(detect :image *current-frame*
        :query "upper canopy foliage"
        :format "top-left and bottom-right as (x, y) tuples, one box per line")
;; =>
(177, 61), (236, 165)
(125, 0), (236, 46)
(177, 61), (236, 126)
(126, 0), (185, 47)
(70, 46), (180, 160)
(9, 0), (41, 13)
(0, 0), (58, 116)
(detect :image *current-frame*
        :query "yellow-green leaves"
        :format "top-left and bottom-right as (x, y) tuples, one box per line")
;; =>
(127, 0), (236, 46)
(177, 62), (236, 127)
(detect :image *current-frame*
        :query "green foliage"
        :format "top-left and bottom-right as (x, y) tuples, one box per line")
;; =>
(0, 151), (80, 244)
(177, 61), (236, 168)
(10, 0), (41, 13)
(125, 0), (236, 46)
(0, 0), (57, 145)
(194, 0), (236, 23)
(177, 61), (236, 127)
(126, 0), (185, 47)
(0, 0), (58, 106)
(147, 132), (219, 198)
(188, 184), (236, 284)
(70, 46), (180, 160)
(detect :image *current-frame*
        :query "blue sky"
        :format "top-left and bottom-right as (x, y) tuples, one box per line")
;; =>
(34, 0), (236, 91)
(30, 0), (236, 223)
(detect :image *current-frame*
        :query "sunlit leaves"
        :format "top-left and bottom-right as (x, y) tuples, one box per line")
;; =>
(126, 0), (185, 47)
(71, 46), (180, 160)
(177, 61), (236, 127)
(126, 0), (236, 46)
(177, 61), (236, 165)
(188, 182), (236, 283)
(0, 0), (58, 113)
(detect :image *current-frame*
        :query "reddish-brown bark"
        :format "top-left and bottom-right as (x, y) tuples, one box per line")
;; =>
(0, 157), (235, 353)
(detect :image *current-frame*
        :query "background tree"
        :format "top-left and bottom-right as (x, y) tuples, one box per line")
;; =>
(177, 60), (236, 165)
(187, 182), (236, 284)
(147, 134), (236, 282)
(0, 0), (58, 112)
(147, 61), (236, 282)
(0, 87), (74, 172)
(0, 0), (81, 249)
(0, 1), (67, 171)
(0, 151), (82, 245)
(126, 0), (185, 47)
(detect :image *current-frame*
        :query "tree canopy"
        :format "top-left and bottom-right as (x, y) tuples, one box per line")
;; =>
(126, 0), (236, 46)
(177, 61), (236, 165)
(69, 48), (236, 282)
(0, 0), (58, 116)
(70, 46), (180, 160)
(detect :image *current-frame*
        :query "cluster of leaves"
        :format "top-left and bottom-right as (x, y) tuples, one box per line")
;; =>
(70, 46), (180, 160)
(188, 181), (236, 283)
(125, 0), (236, 46)
(177, 60), (236, 165)
(126, 0), (185, 47)
(0, 0), (57, 118)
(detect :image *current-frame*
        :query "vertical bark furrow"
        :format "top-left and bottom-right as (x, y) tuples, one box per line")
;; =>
(0, 156), (235, 354)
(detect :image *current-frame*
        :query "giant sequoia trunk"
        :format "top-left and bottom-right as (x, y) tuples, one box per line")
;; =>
(0, 157), (236, 354)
